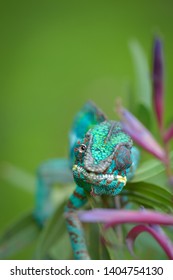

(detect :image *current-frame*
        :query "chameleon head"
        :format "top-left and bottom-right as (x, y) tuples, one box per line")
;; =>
(72, 121), (133, 196)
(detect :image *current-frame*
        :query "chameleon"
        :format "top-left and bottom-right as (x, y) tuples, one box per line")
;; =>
(34, 101), (139, 260)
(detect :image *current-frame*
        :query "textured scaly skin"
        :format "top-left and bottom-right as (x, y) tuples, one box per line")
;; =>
(34, 101), (139, 260)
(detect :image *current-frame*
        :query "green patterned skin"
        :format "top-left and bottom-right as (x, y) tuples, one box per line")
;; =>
(72, 120), (133, 196)
(34, 101), (139, 260)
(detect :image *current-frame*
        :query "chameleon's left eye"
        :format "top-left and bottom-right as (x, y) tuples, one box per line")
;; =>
(79, 144), (87, 153)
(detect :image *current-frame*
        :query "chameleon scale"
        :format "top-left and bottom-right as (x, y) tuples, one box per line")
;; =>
(34, 101), (139, 259)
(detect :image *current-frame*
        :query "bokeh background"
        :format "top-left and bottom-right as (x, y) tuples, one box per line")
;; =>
(1, 0), (173, 258)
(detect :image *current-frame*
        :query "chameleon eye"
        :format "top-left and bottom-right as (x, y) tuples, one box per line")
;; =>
(79, 144), (86, 153)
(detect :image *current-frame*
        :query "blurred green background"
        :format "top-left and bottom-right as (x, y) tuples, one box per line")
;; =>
(0, 0), (173, 258)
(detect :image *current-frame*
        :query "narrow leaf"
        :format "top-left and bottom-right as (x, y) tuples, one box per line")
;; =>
(0, 162), (35, 193)
(123, 182), (173, 212)
(79, 209), (173, 227)
(152, 38), (164, 129)
(116, 105), (166, 162)
(131, 152), (173, 189)
(0, 212), (40, 259)
(164, 123), (173, 143)
(131, 157), (165, 183)
(129, 40), (151, 110)
(34, 200), (70, 259)
(126, 224), (173, 259)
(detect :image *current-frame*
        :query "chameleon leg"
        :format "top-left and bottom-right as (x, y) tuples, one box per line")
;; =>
(34, 158), (73, 225)
(64, 185), (90, 260)
(127, 146), (140, 180)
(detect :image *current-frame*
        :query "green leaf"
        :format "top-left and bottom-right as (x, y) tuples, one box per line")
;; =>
(129, 40), (151, 110)
(0, 212), (40, 259)
(48, 232), (72, 260)
(123, 154), (173, 212)
(122, 182), (173, 212)
(87, 223), (100, 259)
(0, 162), (35, 193)
(136, 103), (152, 129)
(131, 152), (173, 188)
(132, 158), (165, 183)
(102, 227), (125, 260)
(129, 40), (152, 128)
(87, 195), (126, 259)
(34, 199), (71, 259)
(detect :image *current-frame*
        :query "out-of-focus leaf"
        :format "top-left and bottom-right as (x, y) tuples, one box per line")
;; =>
(129, 40), (152, 110)
(131, 158), (165, 183)
(99, 239), (111, 260)
(136, 104), (152, 129)
(48, 232), (72, 260)
(87, 222), (100, 259)
(51, 184), (74, 208)
(34, 200), (69, 259)
(0, 212), (40, 259)
(123, 182), (173, 212)
(79, 209), (173, 226)
(131, 152), (173, 187)
(124, 195), (163, 210)
(0, 160), (74, 195)
(129, 40), (152, 129)
(101, 227), (124, 260)
(117, 105), (166, 162)
(125, 224), (172, 260)
(87, 194), (123, 259)
(152, 38), (164, 129)
(0, 162), (35, 193)
(164, 123), (173, 143)
(126, 224), (173, 259)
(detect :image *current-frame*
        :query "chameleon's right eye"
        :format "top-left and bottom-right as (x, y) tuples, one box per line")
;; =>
(79, 144), (87, 153)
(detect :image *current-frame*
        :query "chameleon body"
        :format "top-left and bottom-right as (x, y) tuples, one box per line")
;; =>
(34, 101), (139, 259)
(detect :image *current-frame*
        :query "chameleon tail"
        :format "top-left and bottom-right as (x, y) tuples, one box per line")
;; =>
(64, 185), (90, 260)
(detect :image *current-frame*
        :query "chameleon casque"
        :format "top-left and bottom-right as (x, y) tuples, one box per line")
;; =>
(34, 101), (139, 260)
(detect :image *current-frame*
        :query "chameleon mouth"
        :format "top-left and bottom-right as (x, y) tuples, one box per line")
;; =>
(72, 164), (127, 185)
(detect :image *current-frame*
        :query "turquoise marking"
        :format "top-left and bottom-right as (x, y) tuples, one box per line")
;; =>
(90, 122), (131, 164)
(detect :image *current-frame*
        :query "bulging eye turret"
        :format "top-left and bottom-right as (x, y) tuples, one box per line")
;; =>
(115, 145), (132, 171)
(79, 144), (87, 153)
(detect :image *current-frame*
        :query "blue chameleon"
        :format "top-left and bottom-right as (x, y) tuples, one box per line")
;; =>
(34, 101), (139, 259)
